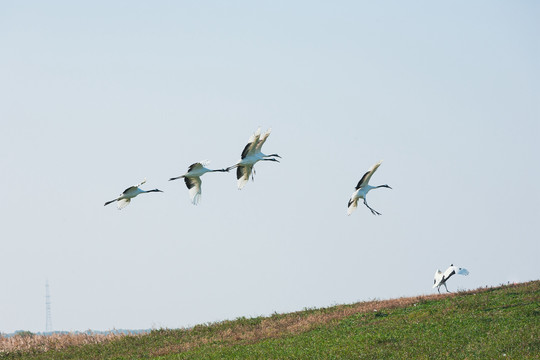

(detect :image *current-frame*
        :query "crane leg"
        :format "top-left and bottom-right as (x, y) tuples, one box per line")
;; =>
(364, 199), (381, 215)
(445, 283), (450, 293)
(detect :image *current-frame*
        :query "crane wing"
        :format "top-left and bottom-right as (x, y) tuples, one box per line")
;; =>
(433, 270), (444, 287)
(443, 265), (469, 280)
(347, 196), (359, 215)
(122, 178), (146, 194)
(117, 198), (131, 209)
(187, 162), (204, 173)
(443, 266), (457, 280)
(255, 128), (271, 152)
(241, 128), (261, 159)
(240, 142), (252, 159)
(237, 165), (252, 189)
(121, 186), (137, 195)
(184, 176), (202, 205)
(355, 161), (382, 190)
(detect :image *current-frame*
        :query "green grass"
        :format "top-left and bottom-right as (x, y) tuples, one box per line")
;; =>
(3, 281), (539, 359)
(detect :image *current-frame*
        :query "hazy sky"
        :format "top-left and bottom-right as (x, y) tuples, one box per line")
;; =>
(1, 1), (538, 333)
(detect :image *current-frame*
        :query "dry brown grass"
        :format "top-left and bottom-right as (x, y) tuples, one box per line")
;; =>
(0, 331), (133, 354)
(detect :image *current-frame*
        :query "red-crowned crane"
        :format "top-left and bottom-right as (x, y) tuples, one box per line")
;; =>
(433, 264), (470, 293)
(169, 161), (228, 205)
(347, 161), (391, 216)
(226, 128), (281, 189)
(104, 179), (163, 209)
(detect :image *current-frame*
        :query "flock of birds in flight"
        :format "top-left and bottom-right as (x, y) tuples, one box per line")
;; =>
(104, 127), (389, 215)
(104, 127), (469, 292)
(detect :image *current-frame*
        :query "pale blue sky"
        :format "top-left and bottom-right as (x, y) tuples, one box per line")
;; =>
(1, 1), (539, 333)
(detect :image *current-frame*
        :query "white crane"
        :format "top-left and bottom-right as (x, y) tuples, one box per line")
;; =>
(433, 264), (469, 293)
(347, 160), (391, 216)
(104, 179), (163, 209)
(226, 127), (281, 189)
(169, 161), (229, 205)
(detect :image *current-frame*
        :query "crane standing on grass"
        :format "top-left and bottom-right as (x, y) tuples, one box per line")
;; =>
(433, 264), (470, 293)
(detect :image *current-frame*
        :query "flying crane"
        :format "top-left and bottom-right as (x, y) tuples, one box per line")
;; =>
(104, 179), (163, 209)
(226, 128), (281, 189)
(169, 161), (228, 205)
(347, 161), (391, 216)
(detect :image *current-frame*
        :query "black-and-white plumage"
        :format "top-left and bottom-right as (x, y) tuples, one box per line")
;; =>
(104, 179), (163, 209)
(433, 264), (469, 293)
(347, 161), (391, 215)
(169, 161), (228, 205)
(226, 128), (281, 189)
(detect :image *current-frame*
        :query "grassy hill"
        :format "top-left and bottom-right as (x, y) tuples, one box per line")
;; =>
(2, 281), (538, 359)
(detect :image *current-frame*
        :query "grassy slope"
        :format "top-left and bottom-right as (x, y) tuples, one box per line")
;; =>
(4, 281), (539, 360)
